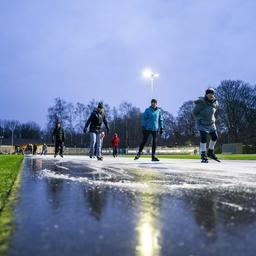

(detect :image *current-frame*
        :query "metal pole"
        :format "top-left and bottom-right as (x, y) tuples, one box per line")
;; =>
(11, 130), (14, 146)
(151, 78), (154, 96)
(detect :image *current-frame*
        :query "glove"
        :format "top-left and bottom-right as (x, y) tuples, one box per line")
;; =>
(160, 128), (163, 135)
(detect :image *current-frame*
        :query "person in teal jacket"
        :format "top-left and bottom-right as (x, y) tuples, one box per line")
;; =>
(193, 88), (220, 163)
(135, 99), (163, 161)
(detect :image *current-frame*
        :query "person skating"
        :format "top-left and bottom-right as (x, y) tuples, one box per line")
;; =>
(134, 99), (163, 161)
(41, 143), (48, 155)
(193, 88), (220, 163)
(111, 133), (120, 158)
(33, 144), (37, 155)
(84, 102), (109, 161)
(52, 121), (65, 158)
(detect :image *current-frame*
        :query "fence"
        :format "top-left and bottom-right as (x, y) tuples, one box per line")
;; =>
(222, 143), (243, 154)
(0, 145), (199, 156)
(0, 145), (15, 154)
(46, 146), (198, 155)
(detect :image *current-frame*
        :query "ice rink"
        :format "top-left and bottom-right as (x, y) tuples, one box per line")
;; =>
(40, 155), (256, 195)
(8, 155), (256, 256)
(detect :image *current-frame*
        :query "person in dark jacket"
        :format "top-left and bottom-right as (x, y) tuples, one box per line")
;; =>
(33, 144), (37, 155)
(111, 133), (120, 158)
(193, 88), (219, 163)
(84, 103), (109, 161)
(135, 99), (163, 162)
(52, 121), (65, 158)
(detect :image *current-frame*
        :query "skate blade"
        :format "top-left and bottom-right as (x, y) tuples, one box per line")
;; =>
(208, 157), (221, 162)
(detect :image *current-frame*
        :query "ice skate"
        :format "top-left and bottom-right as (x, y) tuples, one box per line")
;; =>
(207, 149), (221, 162)
(134, 154), (140, 160)
(152, 156), (160, 162)
(201, 152), (208, 163)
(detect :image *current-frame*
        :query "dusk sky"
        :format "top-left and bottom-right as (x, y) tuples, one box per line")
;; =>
(1, 0), (256, 127)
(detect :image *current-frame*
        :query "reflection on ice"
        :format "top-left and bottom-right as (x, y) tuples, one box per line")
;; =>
(136, 193), (161, 256)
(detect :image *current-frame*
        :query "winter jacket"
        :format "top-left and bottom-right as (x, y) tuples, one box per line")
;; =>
(53, 127), (65, 142)
(111, 136), (119, 147)
(84, 110), (109, 133)
(142, 107), (163, 132)
(193, 96), (218, 126)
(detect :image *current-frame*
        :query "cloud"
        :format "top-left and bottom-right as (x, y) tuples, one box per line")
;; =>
(0, 0), (255, 125)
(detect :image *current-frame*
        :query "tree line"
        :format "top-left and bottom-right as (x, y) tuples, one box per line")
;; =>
(1, 80), (255, 151)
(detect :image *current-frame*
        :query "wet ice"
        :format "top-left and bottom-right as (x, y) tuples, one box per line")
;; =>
(8, 156), (256, 256)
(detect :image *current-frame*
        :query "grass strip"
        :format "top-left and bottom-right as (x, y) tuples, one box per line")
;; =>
(0, 155), (23, 255)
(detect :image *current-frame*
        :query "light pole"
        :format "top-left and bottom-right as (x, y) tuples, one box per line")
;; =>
(143, 69), (159, 95)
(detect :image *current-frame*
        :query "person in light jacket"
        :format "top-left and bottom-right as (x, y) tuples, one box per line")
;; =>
(134, 99), (163, 162)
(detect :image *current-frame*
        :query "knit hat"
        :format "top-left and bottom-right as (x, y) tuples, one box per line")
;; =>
(98, 102), (104, 109)
(205, 88), (215, 95)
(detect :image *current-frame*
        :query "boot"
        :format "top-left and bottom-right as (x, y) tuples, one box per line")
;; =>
(201, 152), (208, 163)
(152, 156), (160, 162)
(207, 149), (220, 162)
(134, 154), (140, 160)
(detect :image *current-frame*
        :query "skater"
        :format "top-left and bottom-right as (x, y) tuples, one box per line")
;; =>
(52, 121), (65, 158)
(41, 143), (48, 155)
(84, 102), (109, 161)
(111, 133), (120, 157)
(193, 88), (220, 163)
(134, 99), (163, 161)
(33, 144), (37, 155)
(27, 144), (33, 154)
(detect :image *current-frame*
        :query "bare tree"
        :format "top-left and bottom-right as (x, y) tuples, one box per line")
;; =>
(19, 122), (41, 139)
(119, 102), (133, 148)
(175, 101), (197, 145)
(8, 120), (19, 146)
(47, 98), (69, 131)
(66, 103), (76, 146)
(216, 80), (256, 144)
(160, 110), (175, 145)
(75, 102), (88, 146)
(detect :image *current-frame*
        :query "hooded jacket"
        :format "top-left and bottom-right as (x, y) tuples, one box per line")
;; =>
(193, 96), (218, 126)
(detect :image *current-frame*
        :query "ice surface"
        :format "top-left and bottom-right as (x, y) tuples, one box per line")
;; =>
(37, 155), (256, 194)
